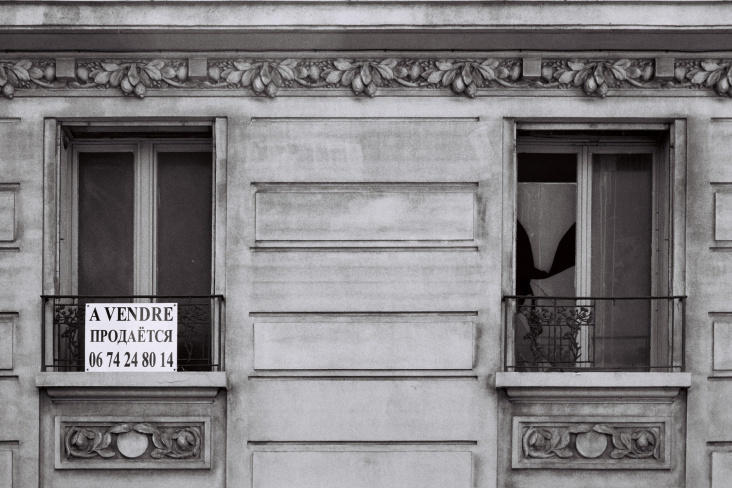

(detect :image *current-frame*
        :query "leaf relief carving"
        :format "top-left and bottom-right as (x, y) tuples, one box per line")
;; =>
(70, 59), (190, 98)
(521, 423), (662, 462)
(0, 60), (58, 98)
(522, 426), (574, 459)
(671, 59), (732, 97)
(593, 424), (660, 460)
(537, 59), (654, 97)
(64, 422), (203, 461)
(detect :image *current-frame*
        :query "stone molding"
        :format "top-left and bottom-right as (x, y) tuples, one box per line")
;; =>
(55, 416), (211, 469)
(3, 55), (732, 99)
(36, 372), (227, 402)
(512, 416), (670, 469)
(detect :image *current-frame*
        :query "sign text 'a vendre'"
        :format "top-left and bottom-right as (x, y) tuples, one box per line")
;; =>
(84, 303), (178, 372)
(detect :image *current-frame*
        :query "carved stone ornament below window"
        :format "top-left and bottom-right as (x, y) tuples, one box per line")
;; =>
(55, 417), (211, 469)
(512, 417), (670, 470)
(3, 55), (732, 99)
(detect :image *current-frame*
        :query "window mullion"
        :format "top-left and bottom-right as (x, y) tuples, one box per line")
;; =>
(577, 146), (593, 366)
(135, 142), (155, 296)
(67, 144), (79, 295)
(576, 146), (592, 297)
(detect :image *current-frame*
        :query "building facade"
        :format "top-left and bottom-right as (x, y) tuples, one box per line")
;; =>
(2, 1), (732, 487)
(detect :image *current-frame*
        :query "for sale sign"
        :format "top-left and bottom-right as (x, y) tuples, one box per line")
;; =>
(84, 303), (177, 372)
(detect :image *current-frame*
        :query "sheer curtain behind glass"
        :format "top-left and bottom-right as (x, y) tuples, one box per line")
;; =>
(516, 149), (654, 370)
(591, 154), (652, 369)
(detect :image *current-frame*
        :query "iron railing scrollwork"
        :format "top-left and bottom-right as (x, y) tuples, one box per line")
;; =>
(41, 295), (224, 372)
(503, 295), (685, 372)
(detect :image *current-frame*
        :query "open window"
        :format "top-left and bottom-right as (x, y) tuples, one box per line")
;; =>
(43, 123), (226, 372)
(505, 125), (685, 372)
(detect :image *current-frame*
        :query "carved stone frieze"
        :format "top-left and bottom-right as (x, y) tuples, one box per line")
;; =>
(536, 59), (656, 97)
(56, 417), (210, 469)
(667, 59), (732, 96)
(4, 55), (732, 99)
(206, 58), (316, 97)
(65, 422), (201, 460)
(0, 59), (59, 99)
(522, 423), (660, 460)
(512, 417), (669, 470)
(205, 58), (523, 97)
(70, 59), (190, 98)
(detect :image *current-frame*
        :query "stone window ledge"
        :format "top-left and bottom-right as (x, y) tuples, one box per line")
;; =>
(496, 372), (691, 400)
(35, 372), (227, 400)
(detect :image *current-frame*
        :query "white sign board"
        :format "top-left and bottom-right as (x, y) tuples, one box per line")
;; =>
(84, 303), (177, 372)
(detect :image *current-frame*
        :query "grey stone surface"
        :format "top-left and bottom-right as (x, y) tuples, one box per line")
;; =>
(1, 3), (731, 483)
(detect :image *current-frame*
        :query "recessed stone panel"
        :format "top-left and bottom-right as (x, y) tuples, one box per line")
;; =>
(0, 450), (12, 488)
(246, 117), (485, 182)
(0, 190), (15, 242)
(712, 452), (732, 488)
(254, 320), (473, 370)
(716, 192), (732, 241)
(255, 187), (474, 243)
(0, 315), (14, 370)
(253, 451), (472, 488)
(713, 322), (732, 370)
(249, 379), (479, 441)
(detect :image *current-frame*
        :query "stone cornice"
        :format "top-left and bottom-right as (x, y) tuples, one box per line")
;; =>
(1, 2), (730, 30)
(3, 54), (732, 100)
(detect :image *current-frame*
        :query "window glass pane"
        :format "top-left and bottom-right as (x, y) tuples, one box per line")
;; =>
(157, 151), (212, 371)
(515, 153), (578, 369)
(77, 152), (134, 295)
(518, 153), (577, 183)
(591, 153), (653, 369)
(516, 153), (577, 297)
(156, 152), (212, 295)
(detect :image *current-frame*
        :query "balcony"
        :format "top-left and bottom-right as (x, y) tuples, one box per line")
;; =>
(503, 296), (685, 372)
(41, 295), (224, 372)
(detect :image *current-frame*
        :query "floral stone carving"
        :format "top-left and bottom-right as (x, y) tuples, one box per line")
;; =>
(0, 60), (58, 99)
(5, 55), (732, 99)
(515, 420), (666, 469)
(668, 60), (732, 97)
(70, 59), (190, 98)
(419, 59), (521, 97)
(207, 59), (305, 97)
(523, 424), (660, 460)
(64, 422), (202, 461)
(321, 58), (414, 97)
(537, 59), (655, 97)
(206, 57), (523, 98)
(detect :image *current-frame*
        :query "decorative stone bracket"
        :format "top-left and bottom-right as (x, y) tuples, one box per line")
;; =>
(512, 417), (669, 470)
(55, 417), (210, 469)
(3, 54), (732, 100)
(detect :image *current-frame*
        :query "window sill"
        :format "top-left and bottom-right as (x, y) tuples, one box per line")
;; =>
(35, 372), (227, 401)
(495, 372), (691, 400)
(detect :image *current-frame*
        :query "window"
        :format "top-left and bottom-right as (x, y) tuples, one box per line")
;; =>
(507, 128), (684, 372)
(63, 141), (213, 297)
(47, 124), (223, 371)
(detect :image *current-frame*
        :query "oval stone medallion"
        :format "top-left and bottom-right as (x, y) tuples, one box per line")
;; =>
(117, 430), (149, 458)
(575, 431), (608, 458)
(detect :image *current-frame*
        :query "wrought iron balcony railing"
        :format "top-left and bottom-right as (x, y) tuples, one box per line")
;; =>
(503, 295), (685, 372)
(41, 295), (225, 372)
